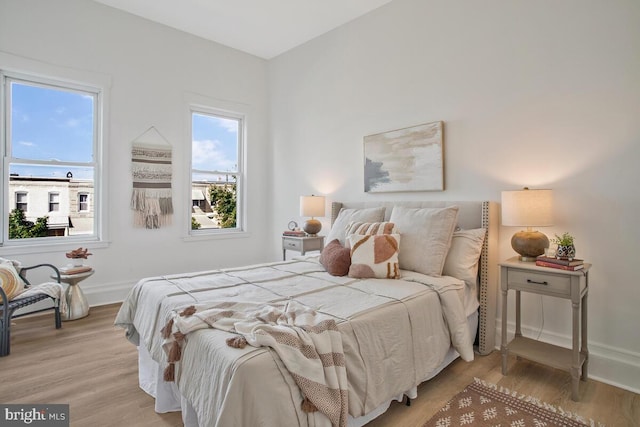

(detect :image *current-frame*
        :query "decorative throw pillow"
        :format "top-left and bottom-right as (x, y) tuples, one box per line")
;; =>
(326, 207), (386, 245)
(348, 234), (401, 279)
(0, 262), (25, 302)
(345, 221), (396, 238)
(319, 239), (351, 276)
(442, 228), (487, 288)
(389, 206), (459, 276)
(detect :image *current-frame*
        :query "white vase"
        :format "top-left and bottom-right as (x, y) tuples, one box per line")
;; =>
(72, 258), (84, 267)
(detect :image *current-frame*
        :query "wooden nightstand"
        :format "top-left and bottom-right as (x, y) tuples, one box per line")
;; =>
(282, 236), (324, 260)
(500, 257), (591, 401)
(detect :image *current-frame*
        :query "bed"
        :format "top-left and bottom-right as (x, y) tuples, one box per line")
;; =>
(115, 200), (498, 427)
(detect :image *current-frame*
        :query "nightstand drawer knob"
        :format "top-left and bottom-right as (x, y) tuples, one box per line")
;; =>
(527, 279), (548, 285)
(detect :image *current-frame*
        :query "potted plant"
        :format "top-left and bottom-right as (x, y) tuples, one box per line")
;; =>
(551, 232), (576, 260)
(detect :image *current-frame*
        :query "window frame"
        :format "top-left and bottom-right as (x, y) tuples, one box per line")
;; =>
(15, 191), (27, 212)
(187, 103), (246, 238)
(1, 68), (107, 249)
(78, 192), (89, 213)
(48, 192), (60, 212)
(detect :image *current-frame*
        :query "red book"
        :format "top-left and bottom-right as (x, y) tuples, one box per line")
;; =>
(536, 260), (584, 271)
(536, 255), (583, 266)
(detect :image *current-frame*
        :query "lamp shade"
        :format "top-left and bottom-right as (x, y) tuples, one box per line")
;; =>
(501, 188), (553, 262)
(501, 189), (553, 227)
(300, 195), (325, 236)
(300, 195), (325, 218)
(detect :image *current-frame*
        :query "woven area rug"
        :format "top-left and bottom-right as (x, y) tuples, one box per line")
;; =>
(424, 378), (603, 427)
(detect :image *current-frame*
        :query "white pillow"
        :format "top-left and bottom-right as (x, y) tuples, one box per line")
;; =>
(348, 233), (401, 279)
(389, 205), (459, 276)
(326, 207), (385, 245)
(442, 228), (487, 288)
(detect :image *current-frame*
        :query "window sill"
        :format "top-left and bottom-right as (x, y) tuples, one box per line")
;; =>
(183, 230), (251, 242)
(0, 239), (110, 257)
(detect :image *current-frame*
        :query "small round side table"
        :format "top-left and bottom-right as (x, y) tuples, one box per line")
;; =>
(53, 269), (94, 321)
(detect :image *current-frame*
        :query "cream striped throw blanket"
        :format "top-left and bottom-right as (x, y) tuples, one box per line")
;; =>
(161, 300), (348, 427)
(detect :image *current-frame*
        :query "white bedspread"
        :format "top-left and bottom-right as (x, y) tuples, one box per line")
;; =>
(115, 257), (473, 427)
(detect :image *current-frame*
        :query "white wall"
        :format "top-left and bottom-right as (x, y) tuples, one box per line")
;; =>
(0, 0), (271, 300)
(269, 0), (640, 392)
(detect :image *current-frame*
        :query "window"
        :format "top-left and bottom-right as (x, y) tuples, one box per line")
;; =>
(15, 192), (27, 212)
(190, 109), (243, 234)
(2, 71), (101, 243)
(78, 193), (89, 212)
(49, 192), (60, 212)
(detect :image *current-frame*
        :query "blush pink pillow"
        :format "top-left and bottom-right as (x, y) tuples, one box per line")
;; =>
(319, 239), (351, 276)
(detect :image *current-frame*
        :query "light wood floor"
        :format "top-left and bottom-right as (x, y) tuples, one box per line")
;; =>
(1, 304), (638, 426)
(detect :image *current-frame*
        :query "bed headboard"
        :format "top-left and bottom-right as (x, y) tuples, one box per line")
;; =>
(331, 200), (498, 355)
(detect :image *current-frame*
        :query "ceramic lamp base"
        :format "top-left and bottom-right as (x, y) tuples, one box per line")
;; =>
(511, 230), (549, 262)
(303, 218), (322, 236)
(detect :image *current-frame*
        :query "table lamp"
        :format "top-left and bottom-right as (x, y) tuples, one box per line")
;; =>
(501, 187), (553, 261)
(299, 195), (325, 236)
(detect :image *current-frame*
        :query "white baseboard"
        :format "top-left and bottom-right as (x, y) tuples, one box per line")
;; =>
(496, 320), (640, 395)
(11, 280), (136, 318)
(82, 280), (135, 307)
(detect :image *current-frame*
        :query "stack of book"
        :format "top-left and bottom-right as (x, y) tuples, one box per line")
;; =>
(535, 256), (584, 271)
(282, 230), (306, 237)
(59, 265), (93, 275)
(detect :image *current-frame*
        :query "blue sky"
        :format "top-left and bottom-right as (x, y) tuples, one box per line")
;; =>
(191, 112), (239, 182)
(10, 81), (238, 182)
(10, 81), (95, 179)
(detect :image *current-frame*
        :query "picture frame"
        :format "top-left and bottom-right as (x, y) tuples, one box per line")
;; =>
(364, 121), (444, 193)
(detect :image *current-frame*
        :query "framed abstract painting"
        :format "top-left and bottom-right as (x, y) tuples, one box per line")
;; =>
(364, 121), (444, 193)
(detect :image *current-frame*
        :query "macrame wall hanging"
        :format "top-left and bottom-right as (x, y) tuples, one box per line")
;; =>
(130, 126), (174, 229)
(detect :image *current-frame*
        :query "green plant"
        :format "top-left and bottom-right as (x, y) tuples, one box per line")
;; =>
(191, 217), (201, 230)
(209, 184), (237, 228)
(551, 232), (574, 246)
(8, 208), (49, 239)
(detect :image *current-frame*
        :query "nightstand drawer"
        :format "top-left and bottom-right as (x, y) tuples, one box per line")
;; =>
(508, 269), (571, 296)
(283, 238), (302, 251)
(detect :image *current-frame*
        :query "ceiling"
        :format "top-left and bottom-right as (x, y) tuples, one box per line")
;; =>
(93, 0), (394, 59)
